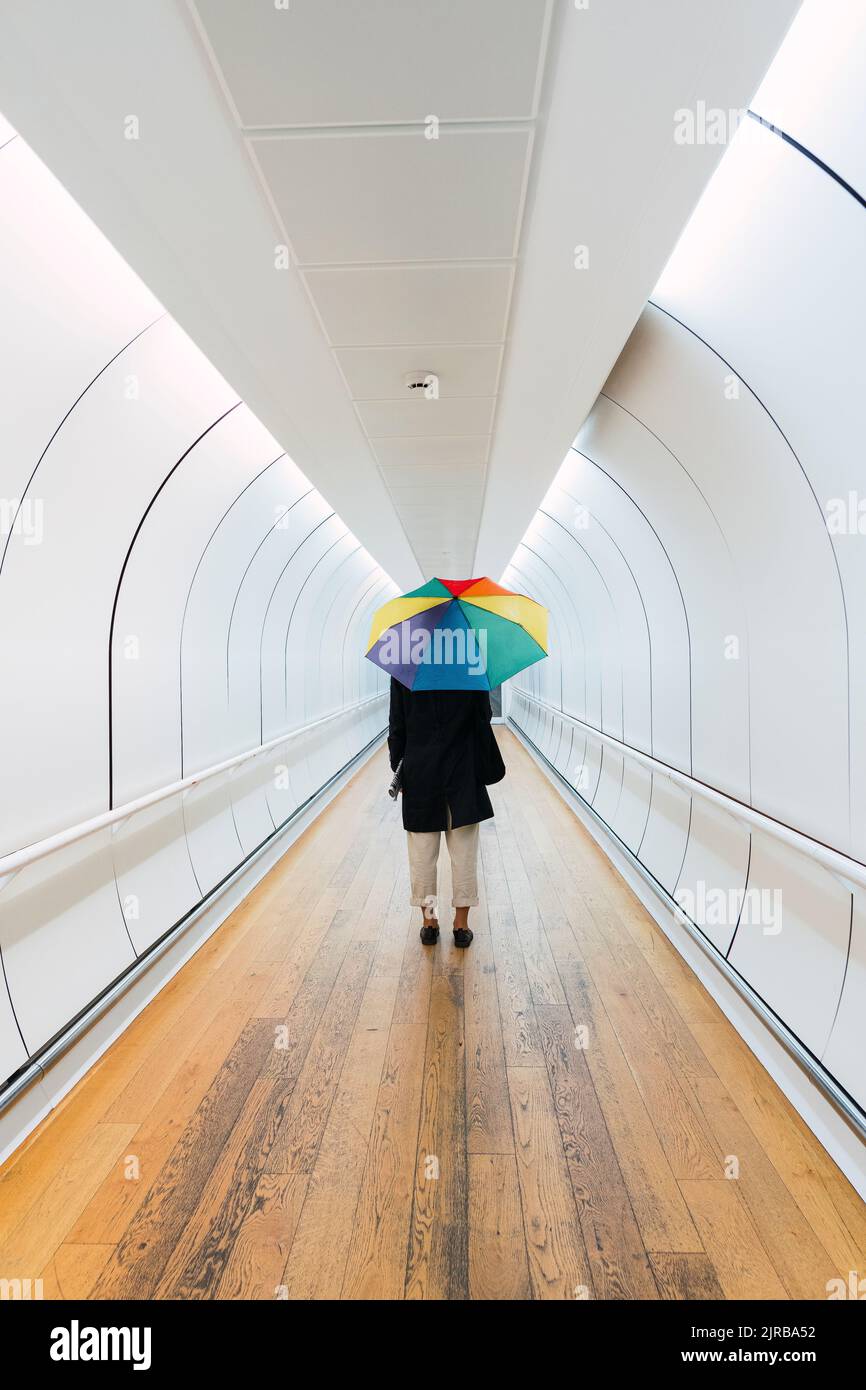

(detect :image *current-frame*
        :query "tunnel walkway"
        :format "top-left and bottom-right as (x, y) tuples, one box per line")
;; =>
(1, 731), (864, 1301)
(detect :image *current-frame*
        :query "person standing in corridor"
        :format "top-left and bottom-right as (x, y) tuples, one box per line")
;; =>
(388, 675), (505, 948)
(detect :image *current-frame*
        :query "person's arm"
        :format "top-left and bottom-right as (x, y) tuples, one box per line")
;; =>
(387, 677), (406, 771)
(475, 688), (505, 782)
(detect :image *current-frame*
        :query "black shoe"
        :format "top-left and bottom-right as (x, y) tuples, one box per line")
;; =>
(452, 926), (474, 948)
(420, 922), (440, 945)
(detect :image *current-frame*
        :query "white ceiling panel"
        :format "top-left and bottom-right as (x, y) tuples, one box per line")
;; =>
(251, 128), (531, 265)
(335, 344), (503, 400)
(392, 517), (482, 538)
(475, 0), (801, 578)
(413, 522), (478, 531)
(303, 264), (514, 347)
(357, 397), (496, 439)
(397, 498), (479, 517)
(371, 436), (491, 469)
(192, 0), (551, 127)
(417, 550), (476, 558)
(388, 488), (485, 509)
(381, 464), (487, 489)
(0, 0), (798, 583)
(384, 488), (485, 515)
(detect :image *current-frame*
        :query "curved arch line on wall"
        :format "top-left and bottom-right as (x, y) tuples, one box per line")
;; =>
(646, 297), (851, 835)
(107, 401), (242, 806)
(598, 389), (753, 796)
(509, 542), (588, 718)
(179, 452), (289, 782)
(0, 315), (166, 580)
(571, 445), (695, 775)
(257, 511), (338, 743)
(542, 492), (654, 756)
(225, 476), (311, 694)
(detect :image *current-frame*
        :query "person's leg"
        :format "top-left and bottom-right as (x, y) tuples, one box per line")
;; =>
(445, 815), (479, 947)
(407, 829), (441, 943)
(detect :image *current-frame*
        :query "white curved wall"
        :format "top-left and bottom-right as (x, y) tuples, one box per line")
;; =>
(509, 0), (866, 1120)
(0, 120), (394, 1089)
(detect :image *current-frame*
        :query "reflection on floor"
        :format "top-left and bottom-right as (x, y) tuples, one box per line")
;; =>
(1, 730), (864, 1299)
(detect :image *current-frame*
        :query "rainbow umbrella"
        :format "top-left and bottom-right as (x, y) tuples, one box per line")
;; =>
(365, 577), (548, 691)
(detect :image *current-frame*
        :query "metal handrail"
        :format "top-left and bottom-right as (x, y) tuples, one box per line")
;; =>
(509, 712), (866, 1145)
(0, 693), (386, 878)
(512, 689), (866, 890)
(0, 723), (388, 1115)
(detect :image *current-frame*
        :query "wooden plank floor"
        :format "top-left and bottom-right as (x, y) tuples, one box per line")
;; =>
(2, 730), (865, 1300)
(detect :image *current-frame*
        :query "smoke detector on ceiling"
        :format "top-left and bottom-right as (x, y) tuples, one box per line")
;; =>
(404, 370), (439, 399)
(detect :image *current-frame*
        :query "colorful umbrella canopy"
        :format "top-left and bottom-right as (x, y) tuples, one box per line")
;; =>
(365, 577), (548, 691)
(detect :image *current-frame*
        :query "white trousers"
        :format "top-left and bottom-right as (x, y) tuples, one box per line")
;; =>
(407, 809), (480, 910)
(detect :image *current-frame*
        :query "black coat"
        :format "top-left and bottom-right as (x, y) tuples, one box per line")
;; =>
(388, 678), (500, 832)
